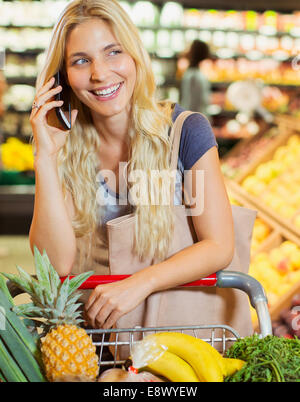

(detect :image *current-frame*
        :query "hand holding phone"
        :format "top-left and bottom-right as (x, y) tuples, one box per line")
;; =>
(54, 71), (72, 130)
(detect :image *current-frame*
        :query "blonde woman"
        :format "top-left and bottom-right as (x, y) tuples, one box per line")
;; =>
(29, 0), (234, 330)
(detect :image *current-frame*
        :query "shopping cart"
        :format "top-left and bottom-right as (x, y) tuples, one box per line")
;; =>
(8, 270), (272, 370)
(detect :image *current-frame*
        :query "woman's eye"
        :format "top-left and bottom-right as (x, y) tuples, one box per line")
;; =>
(73, 58), (88, 65)
(109, 49), (122, 56)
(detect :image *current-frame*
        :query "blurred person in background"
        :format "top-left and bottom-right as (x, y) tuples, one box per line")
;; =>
(180, 40), (211, 118)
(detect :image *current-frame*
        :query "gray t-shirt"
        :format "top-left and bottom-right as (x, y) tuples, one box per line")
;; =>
(180, 68), (211, 117)
(96, 104), (217, 233)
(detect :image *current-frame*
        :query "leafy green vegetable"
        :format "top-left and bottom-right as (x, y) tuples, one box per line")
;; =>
(225, 334), (300, 382)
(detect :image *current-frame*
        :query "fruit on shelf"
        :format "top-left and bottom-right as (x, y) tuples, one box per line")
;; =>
(249, 240), (300, 322)
(201, 58), (300, 87)
(241, 134), (300, 227)
(0, 137), (34, 171)
(251, 218), (271, 255)
(242, 175), (267, 196)
(294, 214), (300, 230)
(3, 247), (99, 382)
(272, 292), (300, 338)
(261, 86), (289, 113)
(221, 127), (279, 180)
(227, 194), (271, 254)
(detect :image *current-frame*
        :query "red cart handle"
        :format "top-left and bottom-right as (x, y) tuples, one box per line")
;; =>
(61, 273), (218, 288)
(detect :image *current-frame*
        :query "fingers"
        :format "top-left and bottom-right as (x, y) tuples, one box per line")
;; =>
(30, 99), (64, 122)
(101, 310), (121, 330)
(84, 288), (120, 329)
(31, 85), (62, 116)
(84, 290), (104, 328)
(36, 76), (56, 98)
(95, 304), (113, 329)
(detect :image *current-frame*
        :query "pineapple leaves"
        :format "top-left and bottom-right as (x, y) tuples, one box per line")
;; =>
(45, 256), (60, 299)
(13, 303), (44, 318)
(0, 273), (14, 305)
(55, 276), (70, 315)
(2, 272), (32, 295)
(5, 246), (94, 328)
(68, 271), (94, 296)
(65, 292), (82, 307)
(34, 246), (52, 295)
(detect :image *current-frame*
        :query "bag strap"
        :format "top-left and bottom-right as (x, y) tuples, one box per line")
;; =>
(169, 110), (194, 204)
(169, 110), (194, 171)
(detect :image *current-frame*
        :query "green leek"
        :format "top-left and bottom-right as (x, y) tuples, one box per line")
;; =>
(0, 338), (27, 382)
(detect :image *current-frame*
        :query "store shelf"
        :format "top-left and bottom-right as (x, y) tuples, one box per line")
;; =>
(212, 81), (300, 90)
(0, 185), (35, 195)
(0, 185), (34, 235)
(5, 49), (44, 56)
(138, 25), (300, 37)
(130, 0), (300, 12)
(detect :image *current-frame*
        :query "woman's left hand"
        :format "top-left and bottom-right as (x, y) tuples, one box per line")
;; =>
(83, 275), (152, 329)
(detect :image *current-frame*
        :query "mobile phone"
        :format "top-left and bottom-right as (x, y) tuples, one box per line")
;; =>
(54, 71), (72, 130)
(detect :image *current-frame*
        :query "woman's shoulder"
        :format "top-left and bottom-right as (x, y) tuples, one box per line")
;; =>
(172, 103), (212, 131)
(172, 104), (218, 171)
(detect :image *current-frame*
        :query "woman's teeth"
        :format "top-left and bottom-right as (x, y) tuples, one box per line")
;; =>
(93, 83), (121, 97)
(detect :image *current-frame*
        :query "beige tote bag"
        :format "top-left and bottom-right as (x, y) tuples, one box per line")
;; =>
(106, 111), (257, 352)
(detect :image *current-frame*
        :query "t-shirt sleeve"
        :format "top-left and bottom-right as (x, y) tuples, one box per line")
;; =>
(178, 112), (218, 171)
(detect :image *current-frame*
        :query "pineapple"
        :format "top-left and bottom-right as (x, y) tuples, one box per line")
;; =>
(4, 246), (99, 382)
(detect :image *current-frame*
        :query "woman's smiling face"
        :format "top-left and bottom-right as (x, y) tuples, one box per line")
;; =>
(65, 18), (137, 120)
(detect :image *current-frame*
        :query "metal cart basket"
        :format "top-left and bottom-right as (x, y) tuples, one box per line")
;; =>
(73, 270), (272, 369)
(9, 270), (272, 370)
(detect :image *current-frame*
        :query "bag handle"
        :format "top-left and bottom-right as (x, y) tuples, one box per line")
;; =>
(169, 110), (195, 205)
(169, 110), (194, 172)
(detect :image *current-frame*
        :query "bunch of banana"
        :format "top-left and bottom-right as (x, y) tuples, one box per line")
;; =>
(131, 332), (245, 382)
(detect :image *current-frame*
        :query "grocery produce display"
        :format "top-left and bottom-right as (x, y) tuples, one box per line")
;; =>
(272, 293), (300, 338)
(250, 218), (272, 256)
(221, 126), (280, 180)
(241, 133), (300, 232)
(228, 192), (272, 256)
(249, 240), (300, 322)
(0, 137), (34, 172)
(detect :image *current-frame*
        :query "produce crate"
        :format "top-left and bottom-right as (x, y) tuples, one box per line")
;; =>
(225, 123), (300, 239)
(221, 120), (286, 183)
(270, 278), (300, 323)
(275, 114), (300, 133)
(249, 228), (300, 332)
(227, 183), (275, 258)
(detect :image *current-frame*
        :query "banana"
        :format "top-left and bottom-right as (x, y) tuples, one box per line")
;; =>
(147, 332), (224, 382)
(130, 337), (199, 382)
(145, 349), (199, 382)
(222, 358), (246, 376)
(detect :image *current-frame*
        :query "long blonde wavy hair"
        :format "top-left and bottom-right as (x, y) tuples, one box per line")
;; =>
(36, 0), (175, 263)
